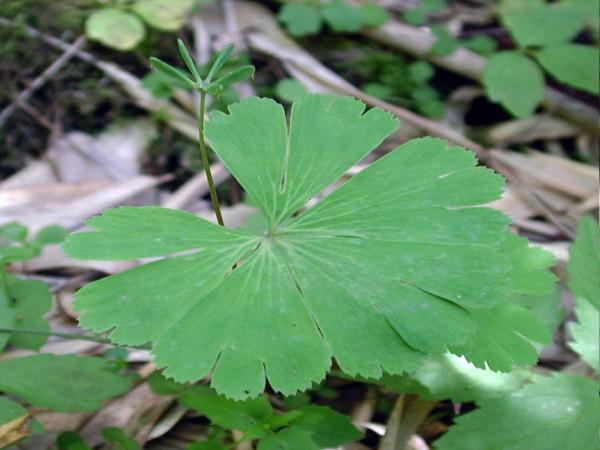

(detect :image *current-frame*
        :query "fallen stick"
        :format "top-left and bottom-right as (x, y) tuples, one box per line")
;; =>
(364, 19), (599, 131)
(0, 35), (85, 126)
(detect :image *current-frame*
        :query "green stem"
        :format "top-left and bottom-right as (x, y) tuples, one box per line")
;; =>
(198, 91), (225, 226)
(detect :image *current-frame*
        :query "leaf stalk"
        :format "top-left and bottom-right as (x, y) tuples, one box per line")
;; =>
(198, 91), (225, 226)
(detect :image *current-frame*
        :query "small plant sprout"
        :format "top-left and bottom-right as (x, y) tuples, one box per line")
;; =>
(149, 40), (255, 225)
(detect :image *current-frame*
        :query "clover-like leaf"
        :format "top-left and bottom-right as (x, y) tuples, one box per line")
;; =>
(64, 95), (555, 399)
(434, 374), (599, 450)
(0, 354), (130, 412)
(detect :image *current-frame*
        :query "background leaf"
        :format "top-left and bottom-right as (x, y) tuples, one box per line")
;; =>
(384, 354), (530, 403)
(322, 0), (363, 33)
(275, 79), (308, 103)
(181, 386), (273, 431)
(434, 374), (599, 450)
(483, 51), (544, 117)
(258, 428), (319, 450)
(0, 354), (130, 412)
(6, 276), (51, 350)
(501, 2), (586, 47)
(133, 0), (195, 31)
(0, 396), (30, 448)
(278, 3), (322, 37)
(290, 405), (362, 448)
(569, 298), (599, 373)
(535, 44), (600, 94)
(566, 216), (600, 372)
(85, 9), (145, 51)
(567, 216), (600, 308)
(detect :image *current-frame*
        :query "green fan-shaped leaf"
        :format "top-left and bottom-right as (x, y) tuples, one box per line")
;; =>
(536, 44), (600, 95)
(0, 354), (130, 412)
(85, 9), (145, 51)
(483, 51), (544, 118)
(64, 95), (555, 399)
(133, 0), (195, 31)
(435, 374), (599, 450)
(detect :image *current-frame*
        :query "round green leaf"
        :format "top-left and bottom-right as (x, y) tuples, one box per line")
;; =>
(408, 61), (435, 83)
(1, 222), (28, 242)
(34, 224), (68, 245)
(502, 3), (586, 47)
(275, 79), (308, 103)
(278, 3), (323, 37)
(483, 51), (544, 118)
(359, 4), (389, 27)
(463, 35), (498, 56)
(86, 8), (145, 51)
(535, 44), (599, 94)
(133, 0), (195, 31)
(322, 0), (363, 33)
